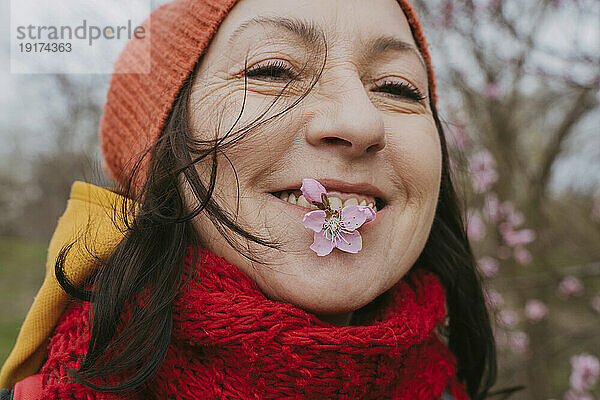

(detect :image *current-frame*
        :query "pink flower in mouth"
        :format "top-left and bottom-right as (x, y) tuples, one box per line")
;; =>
(300, 178), (376, 256)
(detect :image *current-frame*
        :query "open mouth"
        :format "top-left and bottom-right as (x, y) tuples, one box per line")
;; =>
(269, 189), (387, 212)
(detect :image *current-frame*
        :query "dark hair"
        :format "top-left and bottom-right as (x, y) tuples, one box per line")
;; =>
(55, 30), (512, 399)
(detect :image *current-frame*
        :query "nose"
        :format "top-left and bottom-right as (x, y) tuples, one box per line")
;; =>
(304, 76), (386, 158)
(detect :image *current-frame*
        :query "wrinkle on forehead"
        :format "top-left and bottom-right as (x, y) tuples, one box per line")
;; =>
(226, 13), (426, 73)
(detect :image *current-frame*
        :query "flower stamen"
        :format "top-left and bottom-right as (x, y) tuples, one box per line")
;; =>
(301, 178), (376, 256)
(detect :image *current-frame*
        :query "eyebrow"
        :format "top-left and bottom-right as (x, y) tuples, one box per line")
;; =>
(227, 15), (427, 71)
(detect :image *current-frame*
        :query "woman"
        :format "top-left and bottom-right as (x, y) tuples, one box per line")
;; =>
(0, 0), (500, 398)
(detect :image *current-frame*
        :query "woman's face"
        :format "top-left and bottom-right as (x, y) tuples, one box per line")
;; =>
(187, 0), (441, 321)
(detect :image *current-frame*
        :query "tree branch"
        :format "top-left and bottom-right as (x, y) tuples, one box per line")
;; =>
(533, 88), (598, 202)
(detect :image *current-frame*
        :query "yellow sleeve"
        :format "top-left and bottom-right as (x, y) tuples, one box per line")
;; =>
(0, 181), (132, 388)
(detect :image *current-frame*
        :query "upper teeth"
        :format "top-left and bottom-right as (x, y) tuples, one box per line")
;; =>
(278, 190), (377, 212)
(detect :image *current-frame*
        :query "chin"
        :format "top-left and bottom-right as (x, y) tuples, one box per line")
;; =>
(258, 263), (385, 317)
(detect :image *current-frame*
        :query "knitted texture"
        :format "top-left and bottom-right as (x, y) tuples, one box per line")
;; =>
(99, 0), (438, 186)
(40, 248), (468, 399)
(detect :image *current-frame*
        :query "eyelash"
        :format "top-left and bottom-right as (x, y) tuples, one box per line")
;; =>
(245, 60), (297, 81)
(376, 80), (427, 102)
(245, 60), (427, 102)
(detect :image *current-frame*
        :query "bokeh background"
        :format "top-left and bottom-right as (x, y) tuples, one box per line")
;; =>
(1, 0), (599, 398)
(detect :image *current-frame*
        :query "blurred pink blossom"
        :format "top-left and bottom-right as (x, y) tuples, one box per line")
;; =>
(448, 123), (470, 151)
(499, 201), (524, 227)
(467, 209), (486, 241)
(509, 331), (529, 354)
(513, 246), (533, 265)
(478, 256), (499, 277)
(499, 309), (520, 328)
(591, 295), (600, 314)
(484, 288), (504, 309)
(483, 82), (502, 100)
(499, 223), (536, 247)
(468, 150), (498, 193)
(559, 276), (585, 297)
(483, 193), (500, 223)
(524, 299), (548, 322)
(569, 354), (599, 392)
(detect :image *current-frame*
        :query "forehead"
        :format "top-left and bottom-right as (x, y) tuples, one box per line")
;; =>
(212, 0), (420, 62)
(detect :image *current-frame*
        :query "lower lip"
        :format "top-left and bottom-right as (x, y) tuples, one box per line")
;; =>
(264, 193), (388, 230)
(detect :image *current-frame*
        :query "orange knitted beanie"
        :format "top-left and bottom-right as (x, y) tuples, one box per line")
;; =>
(99, 0), (438, 186)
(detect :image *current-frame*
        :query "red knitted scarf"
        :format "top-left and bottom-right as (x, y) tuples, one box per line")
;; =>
(40, 248), (469, 399)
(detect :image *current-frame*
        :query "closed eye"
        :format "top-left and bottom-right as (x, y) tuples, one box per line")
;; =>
(245, 60), (297, 82)
(245, 61), (427, 103)
(375, 80), (427, 102)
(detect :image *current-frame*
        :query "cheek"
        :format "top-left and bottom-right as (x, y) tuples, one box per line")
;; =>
(385, 115), (442, 205)
(191, 75), (296, 143)
(188, 76), (304, 199)
(189, 78), (248, 135)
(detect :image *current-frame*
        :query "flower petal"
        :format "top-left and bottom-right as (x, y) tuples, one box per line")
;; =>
(302, 210), (326, 232)
(301, 179), (327, 204)
(335, 230), (362, 253)
(340, 205), (368, 231)
(357, 205), (376, 222)
(310, 231), (334, 256)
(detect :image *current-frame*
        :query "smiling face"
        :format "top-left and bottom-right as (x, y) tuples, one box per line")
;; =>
(186, 0), (442, 321)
